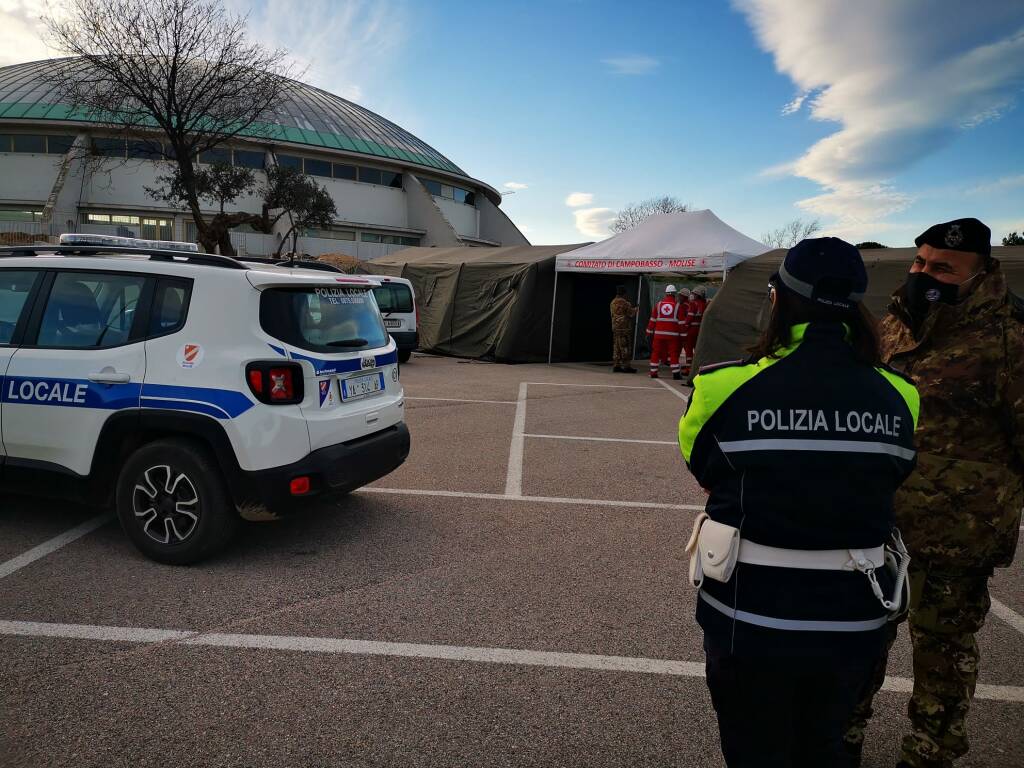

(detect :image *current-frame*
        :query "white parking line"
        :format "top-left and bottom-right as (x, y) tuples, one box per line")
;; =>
(655, 378), (691, 403)
(361, 487), (704, 511)
(2, 619), (1021, 703)
(525, 434), (677, 446)
(991, 598), (1024, 636)
(504, 382), (528, 497)
(406, 397), (517, 405)
(0, 513), (114, 580)
(525, 382), (665, 391)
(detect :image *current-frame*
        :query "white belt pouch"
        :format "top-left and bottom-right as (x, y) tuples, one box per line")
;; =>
(685, 513), (740, 587)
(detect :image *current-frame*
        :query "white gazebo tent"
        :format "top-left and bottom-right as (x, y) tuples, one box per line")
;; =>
(548, 209), (768, 363)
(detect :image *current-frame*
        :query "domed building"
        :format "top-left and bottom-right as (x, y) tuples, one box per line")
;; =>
(0, 58), (528, 257)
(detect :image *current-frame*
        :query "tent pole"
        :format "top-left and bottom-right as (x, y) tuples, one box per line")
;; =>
(631, 275), (643, 361)
(547, 270), (559, 364)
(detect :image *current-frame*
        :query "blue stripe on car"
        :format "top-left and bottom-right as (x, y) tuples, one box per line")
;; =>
(267, 344), (398, 375)
(0, 376), (252, 420)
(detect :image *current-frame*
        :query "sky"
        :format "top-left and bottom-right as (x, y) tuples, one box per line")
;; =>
(3, 0), (1023, 247)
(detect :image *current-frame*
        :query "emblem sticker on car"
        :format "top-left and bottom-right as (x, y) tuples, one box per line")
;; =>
(177, 343), (205, 369)
(318, 379), (336, 408)
(361, 356), (376, 370)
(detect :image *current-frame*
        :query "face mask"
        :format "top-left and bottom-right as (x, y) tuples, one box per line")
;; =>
(903, 269), (982, 314)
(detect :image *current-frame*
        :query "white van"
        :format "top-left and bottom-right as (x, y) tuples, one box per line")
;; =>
(371, 276), (418, 363)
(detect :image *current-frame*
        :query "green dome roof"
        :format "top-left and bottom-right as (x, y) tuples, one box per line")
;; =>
(0, 57), (466, 175)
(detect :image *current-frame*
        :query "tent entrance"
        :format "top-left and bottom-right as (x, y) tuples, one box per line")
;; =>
(562, 274), (641, 362)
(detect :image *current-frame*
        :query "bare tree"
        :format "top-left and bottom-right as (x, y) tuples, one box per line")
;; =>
(760, 219), (822, 249)
(611, 196), (690, 233)
(43, 0), (295, 255)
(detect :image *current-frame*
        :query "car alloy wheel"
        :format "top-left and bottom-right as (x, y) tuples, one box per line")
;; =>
(132, 464), (201, 545)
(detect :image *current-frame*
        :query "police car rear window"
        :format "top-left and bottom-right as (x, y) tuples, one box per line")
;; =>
(372, 283), (413, 313)
(260, 287), (390, 353)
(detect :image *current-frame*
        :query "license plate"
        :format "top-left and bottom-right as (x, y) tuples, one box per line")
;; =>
(383, 318), (402, 329)
(341, 372), (385, 401)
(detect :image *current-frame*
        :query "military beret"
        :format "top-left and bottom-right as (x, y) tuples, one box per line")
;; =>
(915, 217), (991, 258)
(775, 236), (867, 311)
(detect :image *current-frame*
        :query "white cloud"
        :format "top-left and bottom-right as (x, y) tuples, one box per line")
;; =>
(227, 0), (404, 102)
(565, 192), (594, 207)
(967, 174), (1024, 196)
(735, 0), (1024, 228)
(573, 207), (616, 239)
(0, 1), (60, 67)
(503, 181), (529, 190)
(781, 90), (811, 115)
(602, 55), (660, 76)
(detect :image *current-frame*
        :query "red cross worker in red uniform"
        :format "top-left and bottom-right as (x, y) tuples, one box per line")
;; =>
(646, 284), (684, 379)
(681, 285), (707, 375)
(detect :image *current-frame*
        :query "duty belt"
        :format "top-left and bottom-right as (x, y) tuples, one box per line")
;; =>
(738, 540), (885, 571)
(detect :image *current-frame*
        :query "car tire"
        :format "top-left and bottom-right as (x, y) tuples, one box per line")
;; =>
(116, 438), (239, 565)
(398, 349), (412, 363)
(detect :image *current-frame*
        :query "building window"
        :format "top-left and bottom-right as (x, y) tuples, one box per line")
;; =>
(358, 167), (382, 185)
(47, 136), (76, 155)
(333, 163), (356, 180)
(380, 171), (402, 189)
(83, 212), (172, 240)
(422, 179), (442, 196)
(276, 154), (302, 170)
(127, 140), (164, 160)
(360, 233), (381, 243)
(304, 158), (331, 178)
(234, 149), (265, 169)
(307, 228), (356, 241)
(11, 135), (47, 153)
(198, 148), (232, 165)
(92, 138), (127, 158)
(400, 236), (420, 246)
(0, 209), (44, 222)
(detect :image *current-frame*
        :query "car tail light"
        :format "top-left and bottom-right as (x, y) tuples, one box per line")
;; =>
(290, 476), (311, 496)
(245, 362), (303, 405)
(269, 367), (295, 401)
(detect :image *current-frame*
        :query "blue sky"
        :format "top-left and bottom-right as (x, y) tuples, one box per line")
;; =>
(5, 0), (1023, 246)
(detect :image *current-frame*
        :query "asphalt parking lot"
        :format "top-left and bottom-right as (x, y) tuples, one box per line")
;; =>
(2, 355), (1022, 767)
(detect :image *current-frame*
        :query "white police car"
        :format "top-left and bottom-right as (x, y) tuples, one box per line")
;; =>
(0, 235), (409, 564)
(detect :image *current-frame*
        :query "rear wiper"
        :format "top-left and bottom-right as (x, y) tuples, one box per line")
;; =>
(326, 338), (368, 347)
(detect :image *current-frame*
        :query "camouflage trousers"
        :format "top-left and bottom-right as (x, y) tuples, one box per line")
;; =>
(612, 329), (633, 366)
(844, 564), (992, 767)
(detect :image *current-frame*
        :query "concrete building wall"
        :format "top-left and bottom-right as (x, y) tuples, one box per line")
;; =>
(404, 172), (461, 247)
(320, 177), (407, 230)
(479, 195), (530, 246)
(435, 197), (479, 239)
(81, 160), (167, 210)
(0, 153), (62, 204)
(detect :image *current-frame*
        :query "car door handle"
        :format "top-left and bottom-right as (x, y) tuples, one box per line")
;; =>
(88, 372), (131, 384)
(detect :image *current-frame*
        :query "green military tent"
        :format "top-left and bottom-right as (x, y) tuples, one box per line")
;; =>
(364, 244), (586, 362)
(692, 245), (1024, 375)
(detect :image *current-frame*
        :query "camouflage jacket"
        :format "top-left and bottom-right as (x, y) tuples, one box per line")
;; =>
(880, 262), (1024, 570)
(610, 296), (637, 332)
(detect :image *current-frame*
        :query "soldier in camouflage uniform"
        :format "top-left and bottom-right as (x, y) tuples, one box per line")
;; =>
(610, 285), (638, 373)
(845, 218), (1024, 768)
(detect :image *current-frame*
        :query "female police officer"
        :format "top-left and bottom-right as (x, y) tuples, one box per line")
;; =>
(679, 238), (920, 767)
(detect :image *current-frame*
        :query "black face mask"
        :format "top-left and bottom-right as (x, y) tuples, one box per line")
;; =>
(903, 271), (969, 314)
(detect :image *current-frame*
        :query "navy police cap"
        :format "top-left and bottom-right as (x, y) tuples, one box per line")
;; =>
(776, 237), (867, 311)
(914, 217), (991, 259)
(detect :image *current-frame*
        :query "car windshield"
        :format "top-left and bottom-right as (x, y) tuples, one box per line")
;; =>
(372, 283), (413, 314)
(260, 286), (390, 353)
